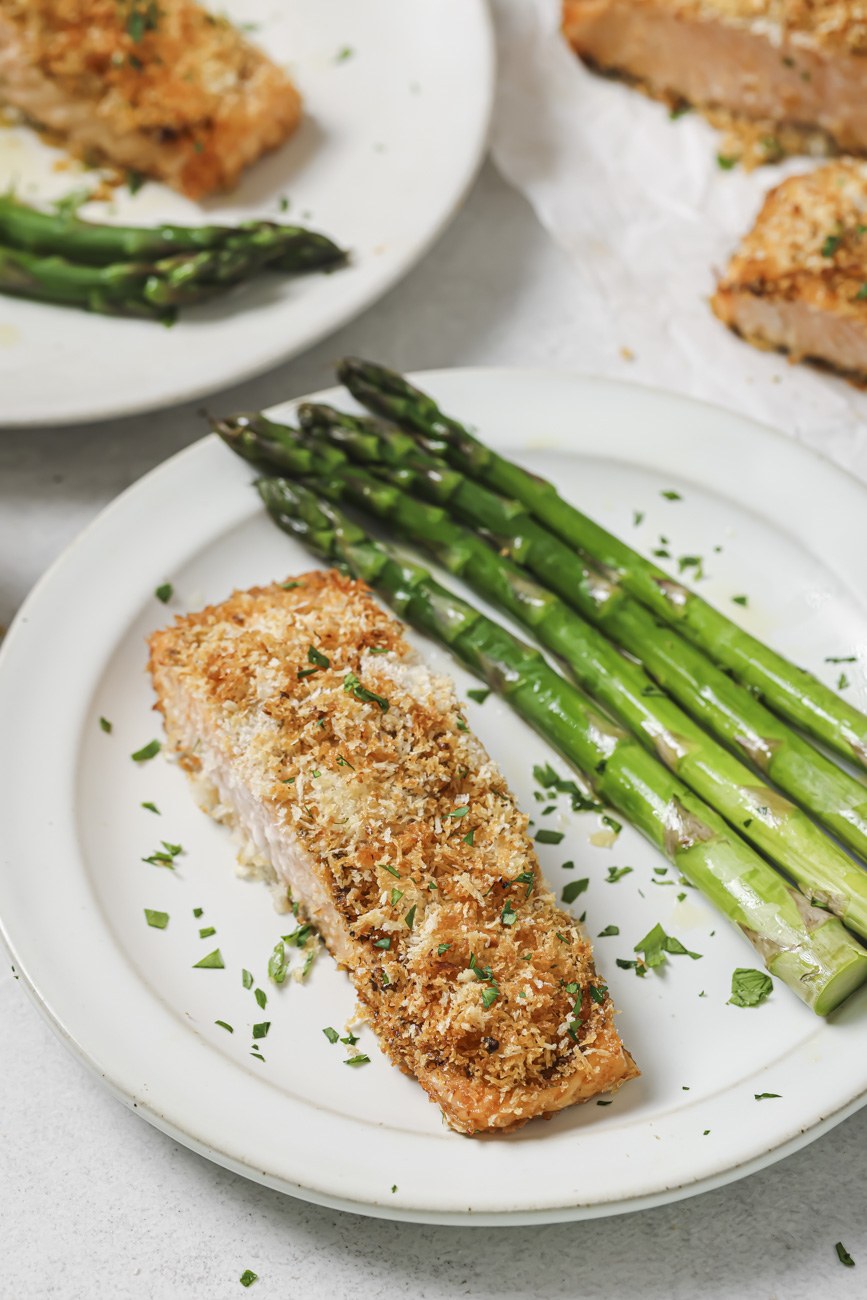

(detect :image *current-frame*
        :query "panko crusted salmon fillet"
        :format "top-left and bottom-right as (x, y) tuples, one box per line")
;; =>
(0, 0), (302, 198)
(148, 570), (638, 1135)
(712, 159), (867, 377)
(563, 0), (867, 161)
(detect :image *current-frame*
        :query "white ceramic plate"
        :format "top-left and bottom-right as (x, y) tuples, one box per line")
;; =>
(0, 1), (493, 428)
(3, 370), (867, 1225)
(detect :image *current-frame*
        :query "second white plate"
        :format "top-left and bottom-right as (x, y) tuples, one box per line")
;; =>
(2, 370), (867, 1223)
(0, 0), (493, 426)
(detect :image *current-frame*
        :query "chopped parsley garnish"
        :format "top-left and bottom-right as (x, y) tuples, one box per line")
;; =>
(343, 672), (389, 712)
(99, 716), (112, 733)
(242, 969), (254, 989)
(127, 170), (146, 195)
(282, 924), (312, 948)
(380, 863), (401, 878)
(438, 943), (452, 956)
(677, 892), (686, 902)
(601, 814), (622, 836)
(588, 983), (608, 1003)
(501, 899), (518, 926)
(240, 1269), (258, 1287)
(215, 1020), (233, 1033)
(336, 45), (354, 61)
(513, 870), (535, 898)
(678, 555), (703, 578)
(141, 847), (176, 869)
(193, 949), (224, 969)
(162, 840), (182, 856)
(374, 937), (391, 949)
(535, 829), (564, 845)
(825, 655), (856, 663)
(836, 1243), (855, 1268)
(368, 646), (390, 654)
(556, 933), (569, 945)
(297, 667), (318, 679)
(268, 941), (288, 984)
(634, 923), (701, 971)
(633, 511), (644, 526)
(481, 987), (498, 1009)
(141, 801), (160, 814)
(307, 644), (330, 669)
(345, 1054), (370, 1066)
(252, 1022), (270, 1040)
(323, 1027), (339, 1043)
(341, 1032), (359, 1046)
(821, 232), (842, 258)
(467, 688), (491, 704)
(456, 716), (469, 731)
(390, 888), (404, 906)
(446, 806), (469, 818)
(281, 581), (303, 590)
(605, 865), (633, 883)
(193, 907), (203, 918)
(255, 987), (267, 1010)
(404, 905), (417, 929)
(653, 548), (670, 559)
(717, 153), (738, 169)
(131, 739), (161, 762)
(661, 490), (682, 500)
(732, 595), (748, 606)
(754, 1092), (781, 1100)
(335, 755), (355, 770)
(562, 878), (589, 904)
(729, 967), (773, 1008)
(596, 1098), (613, 1106)
(838, 672), (850, 690)
(155, 582), (173, 603)
(144, 909), (168, 929)
(463, 829), (475, 846)
(561, 860), (574, 870)
(199, 926), (216, 939)
(597, 925), (619, 937)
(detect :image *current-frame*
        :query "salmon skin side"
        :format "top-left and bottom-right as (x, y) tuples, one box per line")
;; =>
(563, 0), (867, 156)
(713, 159), (867, 380)
(148, 569), (638, 1135)
(0, 0), (302, 198)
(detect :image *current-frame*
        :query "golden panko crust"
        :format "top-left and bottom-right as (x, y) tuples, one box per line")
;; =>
(714, 160), (867, 315)
(148, 569), (637, 1132)
(0, 0), (302, 196)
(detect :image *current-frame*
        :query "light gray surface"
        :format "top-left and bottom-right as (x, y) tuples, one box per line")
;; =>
(1, 163), (864, 1299)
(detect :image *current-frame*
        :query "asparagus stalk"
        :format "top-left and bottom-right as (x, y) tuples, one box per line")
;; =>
(0, 244), (168, 319)
(0, 196), (346, 271)
(337, 358), (867, 770)
(254, 475), (867, 1015)
(217, 411), (867, 940)
(290, 403), (867, 872)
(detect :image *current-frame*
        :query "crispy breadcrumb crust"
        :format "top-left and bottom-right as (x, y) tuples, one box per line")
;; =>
(148, 570), (637, 1133)
(566, 0), (867, 54)
(0, 0), (301, 197)
(712, 160), (867, 342)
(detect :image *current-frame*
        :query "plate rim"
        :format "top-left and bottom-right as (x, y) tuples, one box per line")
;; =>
(3, 367), (867, 1225)
(0, 0), (495, 430)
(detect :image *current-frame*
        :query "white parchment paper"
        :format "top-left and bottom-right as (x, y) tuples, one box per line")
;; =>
(489, 0), (867, 482)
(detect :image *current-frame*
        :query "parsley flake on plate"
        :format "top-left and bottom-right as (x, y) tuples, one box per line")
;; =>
(155, 582), (173, 603)
(323, 1027), (339, 1044)
(199, 926), (216, 939)
(240, 1269), (258, 1287)
(345, 1054), (370, 1066)
(467, 688), (491, 704)
(215, 1020), (233, 1033)
(99, 716), (112, 733)
(597, 925), (619, 937)
(754, 1092), (781, 1100)
(193, 949), (224, 969)
(728, 967), (773, 1008)
(141, 801), (160, 814)
(131, 739), (161, 762)
(836, 1243), (855, 1268)
(144, 909), (168, 929)
(633, 922), (701, 971)
(535, 829), (564, 845)
(562, 878), (589, 904)
(605, 865), (633, 883)
(254, 988), (267, 1010)
(242, 969), (254, 989)
(252, 1022), (270, 1040)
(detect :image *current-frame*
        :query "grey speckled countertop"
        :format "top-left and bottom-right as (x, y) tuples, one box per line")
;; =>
(2, 163), (866, 1300)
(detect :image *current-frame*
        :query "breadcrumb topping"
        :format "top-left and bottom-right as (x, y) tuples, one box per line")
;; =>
(148, 570), (636, 1131)
(716, 160), (867, 310)
(622, 0), (867, 53)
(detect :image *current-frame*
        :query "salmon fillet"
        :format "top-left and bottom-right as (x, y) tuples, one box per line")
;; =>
(0, 1), (302, 198)
(148, 570), (638, 1135)
(563, 0), (867, 157)
(712, 160), (867, 378)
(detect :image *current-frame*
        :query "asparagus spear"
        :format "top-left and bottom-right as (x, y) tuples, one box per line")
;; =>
(0, 196), (345, 270)
(288, 404), (867, 871)
(216, 412), (867, 940)
(0, 244), (168, 319)
(254, 475), (867, 1015)
(337, 358), (867, 770)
